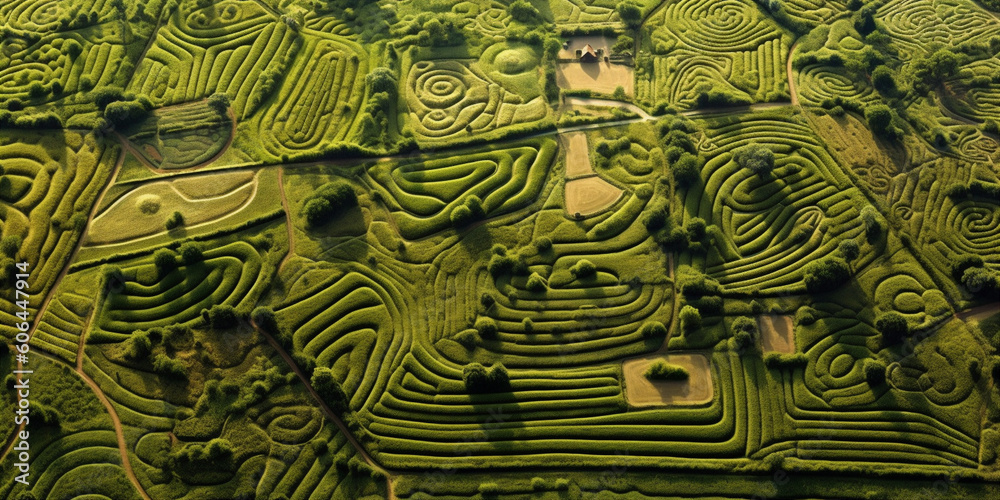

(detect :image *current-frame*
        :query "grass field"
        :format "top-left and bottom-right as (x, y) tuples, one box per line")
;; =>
(1, 0), (999, 499)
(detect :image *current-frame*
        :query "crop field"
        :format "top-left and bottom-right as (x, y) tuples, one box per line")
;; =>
(1, 0), (999, 499)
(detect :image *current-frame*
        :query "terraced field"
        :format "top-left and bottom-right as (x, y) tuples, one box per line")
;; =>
(1, 1), (999, 499)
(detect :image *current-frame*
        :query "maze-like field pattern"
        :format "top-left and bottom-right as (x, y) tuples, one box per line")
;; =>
(254, 35), (366, 158)
(366, 139), (556, 239)
(640, 0), (789, 108)
(878, 0), (1000, 59)
(403, 59), (549, 143)
(129, 1), (299, 117)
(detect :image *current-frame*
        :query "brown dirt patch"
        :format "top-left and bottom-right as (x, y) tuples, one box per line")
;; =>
(565, 176), (622, 216)
(623, 353), (713, 407)
(556, 62), (634, 95)
(957, 302), (1000, 323)
(759, 315), (795, 353)
(143, 144), (163, 162)
(560, 132), (593, 179)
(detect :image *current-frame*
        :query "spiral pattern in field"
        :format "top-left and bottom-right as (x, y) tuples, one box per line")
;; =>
(664, 0), (779, 52)
(476, 7), (509, 35)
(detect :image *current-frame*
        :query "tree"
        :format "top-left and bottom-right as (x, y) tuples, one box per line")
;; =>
(803, 257), (851, 293)
(612, 35), (634, 55)
(571, 259), (596, 277)
(612, 85), (627, 100)
(838, 239), (860, 261)
(126, 331), (152, 360)
(962, 267), (1000, 296)
(863, 358), (887, 385)
(464, 362), (510, 393)
(153, 248), (177, 272)
(680, 305), (701, 331)
(616, 1), (642, 29)
(303, 181), (357, 227)
(876, 311), (909, 346)
(252, 307), (279, 335)
(860, 205), (884, 239)
(165, 211), (184, 230)
(871, 65), (896, 93)
(0, 235), (20, 258)
(864, 104), (894, 138)
(204, 304), (238, 329)
(639, 321), (667, 338)
(671, 153), (700, 187)
(207, 93), (230, 115)
(474, 316), (498, 339)
(732, 144), (775, 175)
(508, 0), (539, 22)
(312, 367), (350, 413)
(365, 67), (397, 95)
(178, 242), (203, 264)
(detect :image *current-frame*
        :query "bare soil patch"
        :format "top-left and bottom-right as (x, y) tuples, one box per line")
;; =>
(759, 315), (795, 353)
(556, 61), (634, 95)
(565, 176), (622, 216)
(560, 132), (594, 178)
(623, 353), (713, 406)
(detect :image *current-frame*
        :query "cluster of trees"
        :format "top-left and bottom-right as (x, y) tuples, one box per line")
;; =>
(302, 180), (357, 227)
(92, 86), (154, 127)
(952, 255), (1000, 297)
(679, 305), (701, 331)
(732, 144), (775, 176)
(463, 362), (510, 393)
(658, 119), (702, 187)
(165, 211), (184, 230)
(201, 304), (240, 330)
(312, 367), (350, 413)
(450, 195), (486, 227)
(486, 244), (529, 277)
(803, 257), (851, 293)
(876, 311), (909, 347)
(616, 1), (642, 29)
(730, 316), (759, 351)
(864, 104), (902, 140)
(508, 0), (540, 22)
(359, 67), (395, 149)
(644, 360), (688, 380)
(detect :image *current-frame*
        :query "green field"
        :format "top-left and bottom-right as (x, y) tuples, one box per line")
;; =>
(1, 0), (999, 499)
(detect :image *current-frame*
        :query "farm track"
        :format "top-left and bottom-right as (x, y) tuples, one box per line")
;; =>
(277, 167), (296, 273)
(788, 39), (800, 106)
(251, 321), (397, 499)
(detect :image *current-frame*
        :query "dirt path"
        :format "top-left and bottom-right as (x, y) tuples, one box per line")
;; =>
(787, 39), (799, 106)
(956, 301), (1000, 322)
(277, 167), (296, 273)
(562, 96), (654, 120)
(251, 322), (397, 499)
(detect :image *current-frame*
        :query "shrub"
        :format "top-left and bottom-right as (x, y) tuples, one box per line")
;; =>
(126, 331), (152, 360)
(644, 360), (689, 380)
(876, 311), (909, 346)
(679, 305), (701, 331)
(962, 267), (1000, 295)
(616, 1), (642, 29)
(508, 0), (539, 22)
(474, 317), (498, 338)
(534, 237), (552, 251)
(526, 272), (547, 292)
(252, 307), (279, 335)
(152, 354), (187, 379)
(571, 259), (596, 277)
(207, 93), (231, 115)
(860, 206), (884, 239)
(639, 321), (667, 338)
(803, 257), (851, 293)
(303, 181), (357, 227)
(871, 66), (897, 93)
(838, 239), (860, 261)
(863, 358), (887, 386)
(178, 242), (202, 263)
(165, 211), (184, 229)
(531, 477), (546, 491)
(104, 100), (150, 126)
(203, 304), (238, 329)
(685, 217), (707, 241)
(312, 367), (349, 413)
(732, 144), (775, 175)
(671, 153), (701, 187)
(731, 316), (758, 338)
(153, 248), (177, 271)
(464, 362), (510, 393)
(864, 104), (896, 138)
(0, 235), (21, 258)
(480, 293), (495, 309)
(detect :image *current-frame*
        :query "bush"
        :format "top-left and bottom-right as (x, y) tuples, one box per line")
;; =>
(871, 65), (897, 93)
(252, 307), (279, 335)
(860, 205), (884, 240)
(952, 254), (985, 280)
(463, 362), (510, 393)
(178, 242), (202, 264)
(639, 321), (667, 338)
(962, 267), (1000, 295)
(207, 93), (231, 115)
(303, 181), (357, 227)
(876, 311), (909, 346)
(534, 237), (552, 251)
(838, 239), (860, 261)
(644, 360), (689, 380)
(526, 272), (547, 292)
(679, 305), (701, 331)
(685, 217), (707, 241)
(863, 358), (887, 386)
(864, 104), (896, 138)
(731, 316), (758, 339)
(126, 331), (152, 360)
(312, 367), (349, 413)
(152, 354), (187, 379)
(203, 304), (238, 329)
(803, 257), (851, 293)
(104, 99), (150, 126)
(732, 144), (775, 175)
(616, 1), (642, 28)
(508, 0), (539, 22)
(153, 248), (177, 271)
(474, 317), (498, 338)
(571, 259), (596, 277)
(671, 153), (701, 187)
(165, 211), (184, 230)
(0, 235), (21, 258)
